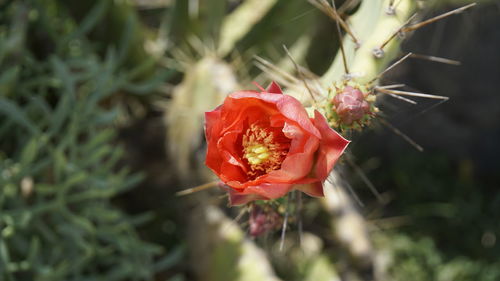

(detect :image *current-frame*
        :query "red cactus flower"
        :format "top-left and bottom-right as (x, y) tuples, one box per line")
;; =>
(205, 82), (349, 205)
(332, 86), (371, 125)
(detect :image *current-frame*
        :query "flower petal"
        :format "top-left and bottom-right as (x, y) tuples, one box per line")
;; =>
(243, 183), (293, 200)
(228, 190), (264, 205)
(228, 91), (320, 139)
(219, 161), (247, 184)
(295, 182), (324, 197)
(313, 110), (350, 181)
(226, 182), (293, 205)
(265, 81), (283, 94)
(263, 94), (321, 139)
(205, 108), (224, 173)
(218, 130), (247, 171)
(266, 133), (319, 182)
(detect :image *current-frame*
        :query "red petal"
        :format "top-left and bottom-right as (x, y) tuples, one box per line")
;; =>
(295, 182), (324, 197)
(204, 107), (222, 141)
(265, 81), (283, 94)
(228, 91), (320, 138)
(261, 93), (321, 139)
(313, 111), (350, 181)
(266, 131), (319, 182)
(219, 161), (247, 184)
(205, 109), (224, 174)
(218, 130), (247, 171)
(243, 183), (293, 200)
(228, 192), (263, 206)
(227, 90), (262, 100)
(225, 182), (293, 205)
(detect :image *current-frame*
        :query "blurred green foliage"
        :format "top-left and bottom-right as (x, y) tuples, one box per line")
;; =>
(353, 144), (500, 280)
(0, 0), (177, 280)
(380, 233), (500, 281)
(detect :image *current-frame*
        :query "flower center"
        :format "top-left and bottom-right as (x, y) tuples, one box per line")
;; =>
(242, 124), (289, 177)
(244, 145), (270, 165)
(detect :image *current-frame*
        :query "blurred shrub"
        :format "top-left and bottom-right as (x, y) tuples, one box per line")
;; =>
(381, 234), (500, 281)
(0, 1), (175, 280)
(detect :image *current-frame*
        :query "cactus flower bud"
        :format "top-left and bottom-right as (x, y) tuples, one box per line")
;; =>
(249, 205), (282, 237)
(332, 86), (372, 126)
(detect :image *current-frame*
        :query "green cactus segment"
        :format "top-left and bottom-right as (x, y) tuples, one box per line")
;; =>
(166, 57), (237, 181)
(192, 206), (282, 281)
(218, 0), (278, 56)
(320, 0), (416, 86)
(304, 255), (340, 281)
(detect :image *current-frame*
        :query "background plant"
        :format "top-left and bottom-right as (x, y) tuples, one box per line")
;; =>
(0, 1), (178, 280)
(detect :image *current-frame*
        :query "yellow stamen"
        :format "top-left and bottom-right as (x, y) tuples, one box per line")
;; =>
(257, 152), (269, 160)
(248, 156), (262, 165)
(253, 146), (267, 154)
(241, 124), (289, 177)
(245, 145), (270, 160)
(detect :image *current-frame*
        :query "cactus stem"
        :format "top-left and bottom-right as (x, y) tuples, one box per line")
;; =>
(321, 0), (417, 85)
(372, 48), (385, 59)
(386, 0), (402, 15)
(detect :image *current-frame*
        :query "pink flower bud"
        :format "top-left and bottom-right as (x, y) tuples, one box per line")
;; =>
(249, 205), (282, 237)
(332, 86), (371, 125)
